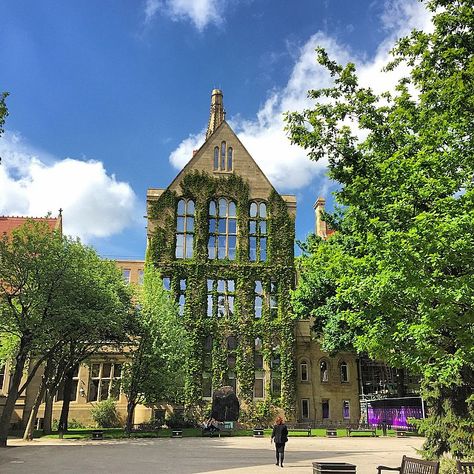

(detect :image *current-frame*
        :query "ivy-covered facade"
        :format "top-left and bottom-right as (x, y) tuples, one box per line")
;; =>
(146, 90), (298, 418)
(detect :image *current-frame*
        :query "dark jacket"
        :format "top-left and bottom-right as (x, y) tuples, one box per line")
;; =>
(271, 424), (288, 443)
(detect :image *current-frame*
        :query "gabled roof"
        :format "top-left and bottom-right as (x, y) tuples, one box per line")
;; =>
(0, 215), (62, 238)
(166, 119), (276, 198)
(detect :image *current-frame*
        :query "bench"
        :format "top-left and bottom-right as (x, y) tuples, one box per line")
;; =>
(202, 421), (234, 437)
(346, 427), (376, 437)
(130, 422), (161, 434)
(457, 461), (474, 474)
(395, 429), (418, 438)
(377, 455), (439, 474)
(287, 424), (312, 436)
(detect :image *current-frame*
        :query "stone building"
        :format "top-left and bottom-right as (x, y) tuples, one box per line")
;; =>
(145, 89), (360, 424)
(0, 92), (361, 429)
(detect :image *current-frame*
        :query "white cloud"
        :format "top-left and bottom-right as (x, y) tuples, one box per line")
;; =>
(169, 129), (206, 169)
(168, 0), (433, 192)
(144, 0), (224, 31)
(0, 132), (138, 242)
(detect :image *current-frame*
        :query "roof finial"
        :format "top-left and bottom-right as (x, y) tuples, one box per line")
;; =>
(206, 89), (225, 140)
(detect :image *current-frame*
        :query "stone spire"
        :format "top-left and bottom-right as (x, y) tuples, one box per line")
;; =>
(206, 89), (225, 140)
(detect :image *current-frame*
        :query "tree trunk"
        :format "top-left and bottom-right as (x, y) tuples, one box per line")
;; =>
(58, 369), (74, 438)
(42, 390), (54, 434)
(396, 368), (406, 397)
(0, 344), (28, 447)
(23, 379), (46, 441)
(125, 399), (137, 436)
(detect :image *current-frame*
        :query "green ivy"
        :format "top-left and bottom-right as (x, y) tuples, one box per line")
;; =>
(147, 171), (297, 421)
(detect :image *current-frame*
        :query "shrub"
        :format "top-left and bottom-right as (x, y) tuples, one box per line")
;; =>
(439, 458), (474, 474)
(165, 411), (196, 429)
(90, 399), (120, 428)
(52, 418), (86, 430)
(239, 400), (279, 428)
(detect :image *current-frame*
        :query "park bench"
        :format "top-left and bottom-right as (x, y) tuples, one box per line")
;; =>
(377, 455), (439, 474)
(287, 423), (312, 436)
(325, 428), (338, 437)
(346, 426), (376, 437)
(395, 429), (418, 437)
(202, 421), (234, 437)
(130, 422), (161, 434)
(457, 461), (474, 474)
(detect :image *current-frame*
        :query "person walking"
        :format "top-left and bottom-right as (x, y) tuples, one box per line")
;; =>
(271, 416), (288, 467)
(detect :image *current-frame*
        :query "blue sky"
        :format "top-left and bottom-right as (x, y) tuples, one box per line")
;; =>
(0, 0), (431, 259)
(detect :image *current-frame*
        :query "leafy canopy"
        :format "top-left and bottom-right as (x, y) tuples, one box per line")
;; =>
(286, 0), (473, 457)
(122, 263), (188, 411)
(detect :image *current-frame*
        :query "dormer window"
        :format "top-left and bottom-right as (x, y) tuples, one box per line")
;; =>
(213, 141), (233, 172)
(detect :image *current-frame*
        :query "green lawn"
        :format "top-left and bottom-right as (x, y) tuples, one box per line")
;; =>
(39, 427), (405, 440)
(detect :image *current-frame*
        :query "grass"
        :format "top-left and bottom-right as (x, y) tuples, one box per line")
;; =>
(38, 427), (405, 440)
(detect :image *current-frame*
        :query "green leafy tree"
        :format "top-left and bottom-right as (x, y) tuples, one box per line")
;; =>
(286, 0), (474, 458)
(23, 252), (133, 440)
(90, 399), (121, 428)
(122, 264), (188, 434)
(0, 221), (133, 446)
(0, 91), (8, 139)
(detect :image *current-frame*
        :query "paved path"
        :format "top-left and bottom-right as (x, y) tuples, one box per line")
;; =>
(0, 435), (424, 474)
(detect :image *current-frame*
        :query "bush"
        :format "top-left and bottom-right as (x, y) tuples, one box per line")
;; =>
(90, 399), (120, 428)
(165, 411), (196, 429)
(52, 418), (86, 430)
(439, 458), (457, 474)
(439, 458), (474, 474)
(239, 400), (279, 428)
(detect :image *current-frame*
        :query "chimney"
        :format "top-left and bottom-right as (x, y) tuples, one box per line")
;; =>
(205, 89), (225, 140)
(314, 197), (327, 239)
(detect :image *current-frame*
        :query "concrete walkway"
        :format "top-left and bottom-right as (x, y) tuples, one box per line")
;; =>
(0, 435), (424, 474)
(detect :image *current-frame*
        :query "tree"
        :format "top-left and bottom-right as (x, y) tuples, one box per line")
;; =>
(122, 264), (188, 434)
(0, 221), (133, 446)
(286, 0), (474, 458)
(0, 91), (7, 138)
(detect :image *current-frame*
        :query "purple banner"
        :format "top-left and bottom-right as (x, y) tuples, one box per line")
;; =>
(367, 405), (423, 428)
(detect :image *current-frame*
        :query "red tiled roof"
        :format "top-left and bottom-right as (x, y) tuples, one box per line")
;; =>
(0, 216), (61, 238)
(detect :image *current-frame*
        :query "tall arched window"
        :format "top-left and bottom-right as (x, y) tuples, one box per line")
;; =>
(213, 142), (234, 172)
(340, 361), (349, 383)
(213, 146), (219, 170)
(227, 336), (237, 371)
(254, 280), (263, 318)
(254, 337), (263, 369)
(254, 336), (264, 398)
(176, 199), (195, 259)
(227, 147), (233, 171)
(320, 359), (329, 382)
(208, 198), (237, 260)
(249, 202), (267, 262)
(300, 360), (309, 382)
(221, 141), (226, 170)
